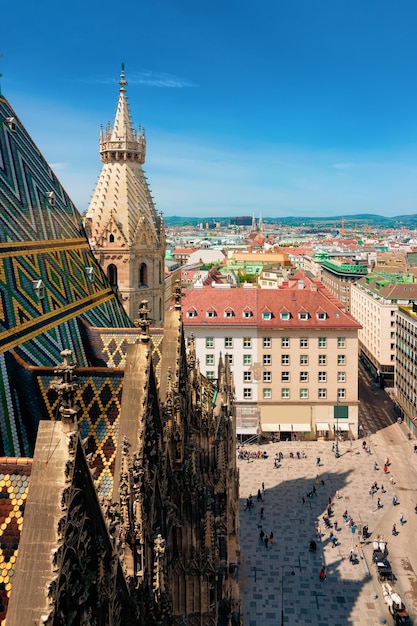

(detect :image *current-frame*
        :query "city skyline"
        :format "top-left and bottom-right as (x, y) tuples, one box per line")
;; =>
(3, 0), (417, 218)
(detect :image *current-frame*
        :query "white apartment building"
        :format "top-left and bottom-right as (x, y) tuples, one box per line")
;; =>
(351, 275), (417, 387)
(182, 279), (361, 440)
(395, 304), (417, 434)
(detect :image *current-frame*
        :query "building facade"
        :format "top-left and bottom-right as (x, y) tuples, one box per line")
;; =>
(394, 304), (417, 435)
(183, 278), (361, 440)
(351, 274), (417, 387)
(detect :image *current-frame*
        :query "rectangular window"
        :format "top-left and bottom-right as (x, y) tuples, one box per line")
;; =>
(243, 388), (252, 399)
(300, 354), (308, 365)
(263, 354), (272, 365)
(263, 337), (271, 348)
(243, 371), (252, 382)
(318, 371), (327, 382)
(224, 337), (233, 349)
(300, 371), (308, 382)
(226, 354), (233, 365)
(281, 371), (290, 382)
(243, 337), (252, 348)
(262, 312), (271, 320)
(206, 337), (214, 348)
(281, 354), (290, 365)
(263, 388), (272, 399)
(337, 371), (346, 382)
(337, 337), (346, 348)
(300, 338), (308, 348)
(206, 371), (214, 379)
(243, 354), (252, 366)
(263, 371), (272, 382)
(299, 311), (308, 320)
(281, 337), (289, 348)
(337, 355), (346, 365)
(206, 354), (214, 365)
(318, 337), (327, 348)
(338, 388), (346, 399)
(281, 388), (290, 399)
(300, 388), (309, 399)
(318, 355), (327, 365)
(318, 388), (327, 399)
(281, 312), (290, 320)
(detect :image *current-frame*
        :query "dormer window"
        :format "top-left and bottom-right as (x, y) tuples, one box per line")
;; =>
(317, 312), (327, 320)
(206, 308), (216, 318)
(109, 234), (115, 243)
(6, 117), (16, 131)
(46, 191), (56, 207)
(299, 311), (309, 320)
(280, 312), (291, 320)
(85, 267), (95, 282)
(224, 307), (234, 318)
(186, 307), (197, 318)
(262, 311), (272, 320)
(33, 279), (45, 300)
(242, 307), (253, 318)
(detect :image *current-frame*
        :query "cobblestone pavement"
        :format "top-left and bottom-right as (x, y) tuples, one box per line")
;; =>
(238, 423), (417, 625)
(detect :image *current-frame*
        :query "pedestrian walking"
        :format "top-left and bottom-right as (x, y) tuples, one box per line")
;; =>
(392, 524), (397, 535)
(262, 481), (265, 494)
(269, 531), (274, 544)
(312, 485), (317, 496)
(316, 457), (321, 467)
(377, 498), (381, 508)
(264, 536), (269, 549)
(257, 489), (263, 502)
(260, 506), (264, 519)
(319, 566), (326, 581)
(259, 529), (265, 543)
(302, 496), (306, 505)
(333, 520), (338, 531)
(400, 512), (404, 525)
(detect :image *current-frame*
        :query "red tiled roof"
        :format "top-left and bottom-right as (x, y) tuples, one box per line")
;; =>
(182, 283), (361, 330)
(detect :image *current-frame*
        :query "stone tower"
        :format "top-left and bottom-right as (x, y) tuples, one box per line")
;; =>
(85, 64), (166, 325)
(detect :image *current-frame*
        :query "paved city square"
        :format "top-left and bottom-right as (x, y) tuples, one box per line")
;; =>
(238, 423), (417, 625)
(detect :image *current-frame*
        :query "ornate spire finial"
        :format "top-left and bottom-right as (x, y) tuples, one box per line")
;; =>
(135, 299), (151, 341)
(119, 63), (127, 92)
(174, 280), (182, 310)
(50, 349), (80, 425)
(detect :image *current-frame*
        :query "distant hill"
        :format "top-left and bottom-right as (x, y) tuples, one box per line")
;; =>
(164, 214), (417, 228)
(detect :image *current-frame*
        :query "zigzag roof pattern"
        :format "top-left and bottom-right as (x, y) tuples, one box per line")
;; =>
(0, 97), (81, 242)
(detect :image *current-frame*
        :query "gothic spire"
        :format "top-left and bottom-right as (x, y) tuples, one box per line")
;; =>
(99, 63), (146, 165)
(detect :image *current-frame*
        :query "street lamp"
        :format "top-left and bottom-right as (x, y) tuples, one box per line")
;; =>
(335, 394), (340, 458)
(281, 564), (295, 626)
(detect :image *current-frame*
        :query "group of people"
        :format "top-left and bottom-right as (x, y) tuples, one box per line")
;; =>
(237, 446), (268, 461)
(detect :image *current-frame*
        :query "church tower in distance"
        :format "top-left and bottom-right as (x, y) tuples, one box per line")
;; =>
(85, 64), (165, 325)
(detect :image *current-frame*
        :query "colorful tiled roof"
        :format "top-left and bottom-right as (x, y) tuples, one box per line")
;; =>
(0, 458), (32, 626)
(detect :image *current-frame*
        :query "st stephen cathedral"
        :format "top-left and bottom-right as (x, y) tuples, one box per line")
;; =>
(0, 67), (241, 625)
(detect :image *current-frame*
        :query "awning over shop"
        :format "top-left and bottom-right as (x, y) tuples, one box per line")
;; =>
(315, 422), (330, 430)
(236, 427), (258, 435)
(336, 422), (353, 431)
(262, 423), (311, 432)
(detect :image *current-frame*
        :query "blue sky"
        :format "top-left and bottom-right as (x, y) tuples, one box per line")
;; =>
(3, 0), (417, 218)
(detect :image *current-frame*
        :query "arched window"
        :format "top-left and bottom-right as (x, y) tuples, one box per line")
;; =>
(139, 263), (148, 287)
(108, 264), (118, 288)
(159, 261), (162, 283)
(159, 298), (162, 320)
(109, 234), (115, 243)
